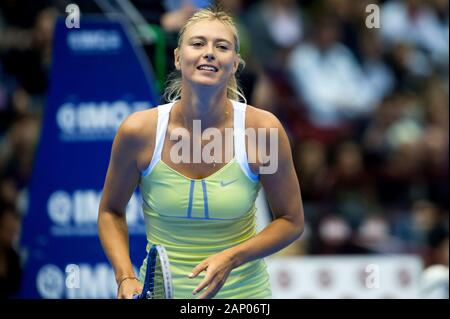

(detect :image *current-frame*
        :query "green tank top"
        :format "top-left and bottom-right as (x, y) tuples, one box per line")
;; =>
(138, 100), (272, 299)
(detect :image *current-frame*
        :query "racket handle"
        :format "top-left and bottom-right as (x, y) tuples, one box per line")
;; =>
(132, 293), (140, 299)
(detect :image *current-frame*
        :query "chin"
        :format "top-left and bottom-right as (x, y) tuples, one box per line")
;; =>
(191, 78), (223, 88)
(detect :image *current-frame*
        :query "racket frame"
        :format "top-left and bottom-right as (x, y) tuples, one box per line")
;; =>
(139, 244), (173, 299)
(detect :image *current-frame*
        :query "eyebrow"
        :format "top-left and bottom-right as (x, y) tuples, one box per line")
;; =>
(187, 36), (233, 45)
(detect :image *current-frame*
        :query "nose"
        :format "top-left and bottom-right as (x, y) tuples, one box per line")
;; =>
(203, 44), (215, 61)
(204, 52), (215, 61)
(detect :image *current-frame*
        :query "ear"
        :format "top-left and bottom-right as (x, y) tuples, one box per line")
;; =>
(232, 54), (241, 74)
(174, 48), (181, 70)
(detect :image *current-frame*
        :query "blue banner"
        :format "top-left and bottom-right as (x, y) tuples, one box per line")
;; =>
(19, 16), (158, 298)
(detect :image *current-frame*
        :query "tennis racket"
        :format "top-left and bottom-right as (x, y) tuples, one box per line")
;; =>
(133, 244), (173, 299)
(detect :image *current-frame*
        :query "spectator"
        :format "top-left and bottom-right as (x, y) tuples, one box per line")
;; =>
(245, 0), (307, 69)
(427, 225), (449, 267)
(380, 0), (449, 66)
(0, 201), (22, 299)
(328, 141), (379, 229)
(287, 14), (382, 131)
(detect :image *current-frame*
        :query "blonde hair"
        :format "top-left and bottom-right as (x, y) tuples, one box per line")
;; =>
(163, 7), (247, 104)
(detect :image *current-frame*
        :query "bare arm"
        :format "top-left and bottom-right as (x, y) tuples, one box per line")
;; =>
(227, 112), (304, 266)
(98, 112), (149, 296)
(190, 109), (304, 298)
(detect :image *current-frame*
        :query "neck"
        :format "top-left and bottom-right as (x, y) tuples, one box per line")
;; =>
(176, 85), (231, 129)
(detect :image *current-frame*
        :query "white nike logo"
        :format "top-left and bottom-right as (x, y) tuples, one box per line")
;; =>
(220, 179), (238, 187)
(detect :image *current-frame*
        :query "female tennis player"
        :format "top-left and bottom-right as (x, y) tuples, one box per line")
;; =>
(98, 7), (304, 299)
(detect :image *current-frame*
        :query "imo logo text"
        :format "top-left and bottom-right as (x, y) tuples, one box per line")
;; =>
(37, 263), (134, 298)
(47, 190), (143, 226)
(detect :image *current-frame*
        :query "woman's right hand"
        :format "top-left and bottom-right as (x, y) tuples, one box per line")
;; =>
(117, 277), (143, 299)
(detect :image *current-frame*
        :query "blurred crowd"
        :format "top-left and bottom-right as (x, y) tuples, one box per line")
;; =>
(0, 0), (448, 298)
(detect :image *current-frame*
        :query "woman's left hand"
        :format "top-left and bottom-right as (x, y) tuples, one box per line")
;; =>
(188, 250), (237, 299)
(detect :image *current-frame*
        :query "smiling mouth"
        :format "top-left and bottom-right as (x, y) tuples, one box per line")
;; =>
(197, 64), (219, 72)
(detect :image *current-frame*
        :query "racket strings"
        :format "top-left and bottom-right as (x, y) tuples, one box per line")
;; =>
(147, 254), (167, 299)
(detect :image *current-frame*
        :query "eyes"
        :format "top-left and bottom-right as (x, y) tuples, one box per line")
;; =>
(190, 41), (230, 51)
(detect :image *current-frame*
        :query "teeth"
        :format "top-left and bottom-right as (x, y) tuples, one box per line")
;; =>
(198, 65), (217, 71)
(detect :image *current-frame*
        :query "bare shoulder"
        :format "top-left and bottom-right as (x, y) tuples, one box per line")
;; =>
(245, 104), (292, 156)
(246, 105), (284, 130)
(112, 107), (158, 171)
(113, 107), (158, 163)
(117, 107), (157, 143)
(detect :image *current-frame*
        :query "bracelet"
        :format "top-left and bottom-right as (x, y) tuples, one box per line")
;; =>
(117, 276), (138, 290)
